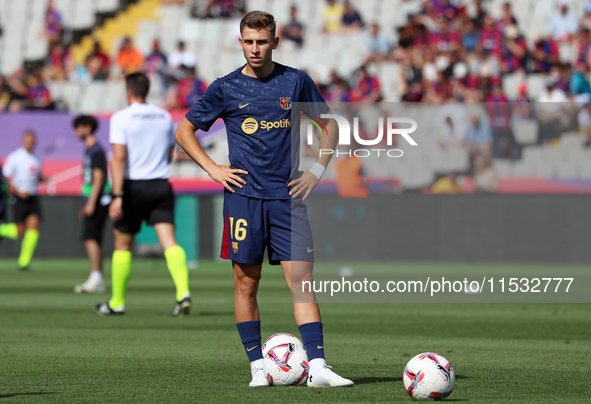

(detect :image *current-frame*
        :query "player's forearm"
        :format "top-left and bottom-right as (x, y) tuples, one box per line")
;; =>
(88, 170), (104, 205)
(175, 119), (217, 174)
(110, 157), (125, 195)
(316, 118), (339, 168)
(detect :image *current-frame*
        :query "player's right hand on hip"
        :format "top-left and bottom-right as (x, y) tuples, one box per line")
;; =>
(209, 163), (248, 193)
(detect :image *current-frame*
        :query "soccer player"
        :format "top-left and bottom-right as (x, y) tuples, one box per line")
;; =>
(0, 131), (44, 270)
(73, 115), (110, 294)
(96, 72), (191, 317)
(175, 11), (353, 388)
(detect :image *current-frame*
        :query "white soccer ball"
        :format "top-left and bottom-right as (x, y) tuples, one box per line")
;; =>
(403, 352), (455, 401)
(262, 333), (309, 386)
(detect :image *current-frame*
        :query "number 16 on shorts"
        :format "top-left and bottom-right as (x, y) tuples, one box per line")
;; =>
(229, 217), (247, 254)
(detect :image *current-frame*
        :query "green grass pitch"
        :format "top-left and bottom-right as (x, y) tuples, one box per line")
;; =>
(0, 258), (589, 403)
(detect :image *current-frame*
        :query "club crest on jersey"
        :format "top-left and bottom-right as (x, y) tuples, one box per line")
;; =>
(280, 97), (292, 110)
(232, 242), (239, 254)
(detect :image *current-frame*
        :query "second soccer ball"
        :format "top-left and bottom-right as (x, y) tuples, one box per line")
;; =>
(403, 352), (455, 400)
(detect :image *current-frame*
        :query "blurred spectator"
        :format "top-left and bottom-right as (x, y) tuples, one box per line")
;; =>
(575, 28), (591, 65)
(168, 41), (197, 70)
(341, 1), (364, 33)
(215, 0), (244, 18)
(145, 39), (168, 75)
(547, 0), (578, 42)
(87, 42), (110, 80)
(0, 76), (10, 110)
(349, 65), (381, 102)
(537, 76), (568, 144)
(426, 0), (461, 22)
(431, 172), (463, 194)
(581, 3), (591, 30)
(485, 85), (519, 159)
(429, 17), (461, 53)
(465, 114), (493, 159)
(1, 69), (29, 112)
(497, 2), (518, 33)
(569, 62), (591, 101)
(502, 25), (528, 74)
(323, 70), (350, 102)
(365, 23), (391, 64)
(279, 5), (305, 51)
(162, 66), (208, 110)
(322, 0), (344, 34)
(117, 38), (145, 76)
(44, 42), (72, 81)
(27, 71), (53, 110)
(462, 19), (480, 53)
(177, 66), (208, 108)
(438, 101), (467, 147)
(472, 0), (488, 28)
(472, 154), (499, 193)
(478, 15), (503, 57)
(533, 35), (560, 73)
(393, 15), (428, 60)
(190, 0), (244, 18)
(43, 0), (64, 46)
(577, 102), (591, 146)
(513, 83), (534, 121)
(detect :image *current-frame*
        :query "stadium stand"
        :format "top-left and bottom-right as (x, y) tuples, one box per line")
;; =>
(2, 0), (591, 192)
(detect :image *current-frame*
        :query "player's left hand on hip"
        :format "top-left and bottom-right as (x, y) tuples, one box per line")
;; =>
(288, 171), (318, 202)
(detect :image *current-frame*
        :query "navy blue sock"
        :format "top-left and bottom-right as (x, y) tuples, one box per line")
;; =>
(236, 320), (263, 362)
(298, 321), (325, 360)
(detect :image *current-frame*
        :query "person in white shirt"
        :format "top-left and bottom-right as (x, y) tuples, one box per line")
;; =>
(167, 41), (197, 70)
(537, 76), (569, 144)
(0, 131), (45, 270)
(96, 72), (191, 317)
(547, 0), (579, 42)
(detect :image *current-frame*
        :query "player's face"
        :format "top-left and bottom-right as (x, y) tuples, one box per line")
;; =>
(239, 27), (279, 73)
(22, 133), (36, 153)
(74, 126), (89, 141)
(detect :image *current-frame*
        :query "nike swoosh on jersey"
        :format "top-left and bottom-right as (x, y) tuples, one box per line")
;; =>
(239, 103), (252, 109)
(317, 345), (323, 349)
(307, 248), (314, 253)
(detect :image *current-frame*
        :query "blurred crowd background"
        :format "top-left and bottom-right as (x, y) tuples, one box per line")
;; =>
(1, 0), (591, 194)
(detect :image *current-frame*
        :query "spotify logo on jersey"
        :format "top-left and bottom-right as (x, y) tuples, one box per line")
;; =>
(242, 118), (259, 134)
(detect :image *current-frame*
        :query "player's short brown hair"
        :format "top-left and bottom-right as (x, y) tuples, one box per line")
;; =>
(125, 72), (150, 99)
(240, 11), (276, 36)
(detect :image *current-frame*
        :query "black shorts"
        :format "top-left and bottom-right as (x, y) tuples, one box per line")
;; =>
(0, 198), (6, 222)
(14, 195), (42, 223)
(115, 179), (175, 235)
(82, 201), (109, 244)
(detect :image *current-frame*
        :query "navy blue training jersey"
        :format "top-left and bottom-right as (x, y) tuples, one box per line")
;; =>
(185, 63), (329, 199)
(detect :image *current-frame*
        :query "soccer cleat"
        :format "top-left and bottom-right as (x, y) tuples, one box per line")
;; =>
(248, 359), (269, 387)
(74, 277), (105, 294)
(172, 296), (191, 317)
(307, 365), (354, 388)
(95, 302), (125, 316)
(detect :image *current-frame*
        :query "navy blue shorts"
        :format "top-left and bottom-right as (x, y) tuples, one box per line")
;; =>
(220, 193), (314, 265)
